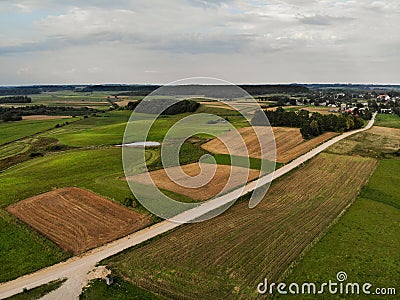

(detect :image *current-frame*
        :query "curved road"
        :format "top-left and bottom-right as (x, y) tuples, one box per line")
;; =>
(0, 113), (376, 299)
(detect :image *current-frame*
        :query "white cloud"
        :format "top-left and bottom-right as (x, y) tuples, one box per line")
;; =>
(0, 0), (399, 84)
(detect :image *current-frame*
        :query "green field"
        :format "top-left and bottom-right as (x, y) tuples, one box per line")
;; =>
(0, 209), (70, 283)
(29, 91), (113, 109)
(375, 114), (400, 128)
(277, 159), (400, 299)
(0, 118), (78, 145)
(201, 153), (279, 171)
(44, 110), (243, 147)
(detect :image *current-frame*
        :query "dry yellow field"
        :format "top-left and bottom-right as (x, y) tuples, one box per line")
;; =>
(127, 163), (260, 201)
(7, 187), (150, 254)
(21, 115), (72, 120)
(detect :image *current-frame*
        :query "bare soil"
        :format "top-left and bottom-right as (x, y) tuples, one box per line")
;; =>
(202, 126), (337, 163)
(7, 187), (151, 254)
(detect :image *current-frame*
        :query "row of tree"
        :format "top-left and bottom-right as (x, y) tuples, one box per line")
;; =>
(251, 107), (365, 139)
(0, 96), (32, 104)
(125, 99), (199, 115)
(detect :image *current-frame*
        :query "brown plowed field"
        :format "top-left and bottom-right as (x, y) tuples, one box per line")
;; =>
(127, 163), (260, 201)
(202, 126), (337, 163)
(108, 153), (377, 299)
(21, 115), (72, 120)
(7, 187), (150, 254)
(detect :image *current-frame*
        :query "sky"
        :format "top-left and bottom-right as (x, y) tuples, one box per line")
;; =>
(0, 0), (399, 85)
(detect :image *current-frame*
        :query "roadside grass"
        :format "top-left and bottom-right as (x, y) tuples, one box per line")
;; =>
(375, 114), (400, 129)
(277, 159), (400, 299)
(5, 279), (66, 300)
(0, 118), (78, 145)
(80, 277), (161, 300)
(200, 153), (280, 172)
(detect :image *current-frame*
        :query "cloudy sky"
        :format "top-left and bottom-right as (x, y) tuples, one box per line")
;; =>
(0, 0), (399, 85)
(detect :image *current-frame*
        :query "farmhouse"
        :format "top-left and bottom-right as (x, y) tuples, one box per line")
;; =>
(377, 94), (391, 101)
(380, 108), (393, 114)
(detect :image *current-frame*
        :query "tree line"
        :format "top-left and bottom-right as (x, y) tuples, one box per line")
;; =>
(0, 105), (99, 122)
(251, 107), (366, 139)
(0, 96), (32, 104)
(125, 99), (199, 115)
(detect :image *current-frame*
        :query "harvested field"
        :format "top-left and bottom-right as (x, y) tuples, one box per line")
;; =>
(127, 163), (260, 201)
(369, 125), (400, 139)
(202, 126), (337, 163)
(302, 106), (339, 115)
(7, 187), (150, 254)
(199, 101), (261, 114)
(327, 126), (400, 157)
(114, 100), (132, 107)
(199, 101), (235, 111)
(21, 115), (72, 121)
(107, 153), (377, 299)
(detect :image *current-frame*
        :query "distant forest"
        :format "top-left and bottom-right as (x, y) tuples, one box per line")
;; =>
(126, 99), (199, 115)
(0, 96), (32, 104)
(81, 84), (309, 97)
(0, 105), (99, 122)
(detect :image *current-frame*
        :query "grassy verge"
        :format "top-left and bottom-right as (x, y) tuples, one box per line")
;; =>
(80, 277), (162, 300)
(5, 279), (66, 300)
(201, 153), (281, 171)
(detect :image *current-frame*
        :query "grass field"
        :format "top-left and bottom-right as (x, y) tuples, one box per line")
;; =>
(29, 91), (112, 109)
(0, 210), (70, 283)
(104, 153), (377, 299)
(44, 110), (242, 147)
(277, 159), (400, 299)
(375, 113), (400, 129)
(201, 153), (279, 171)
(0, 118), (78, 145)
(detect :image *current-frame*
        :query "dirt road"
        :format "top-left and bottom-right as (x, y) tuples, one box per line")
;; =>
(0, 113), (376, 299)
